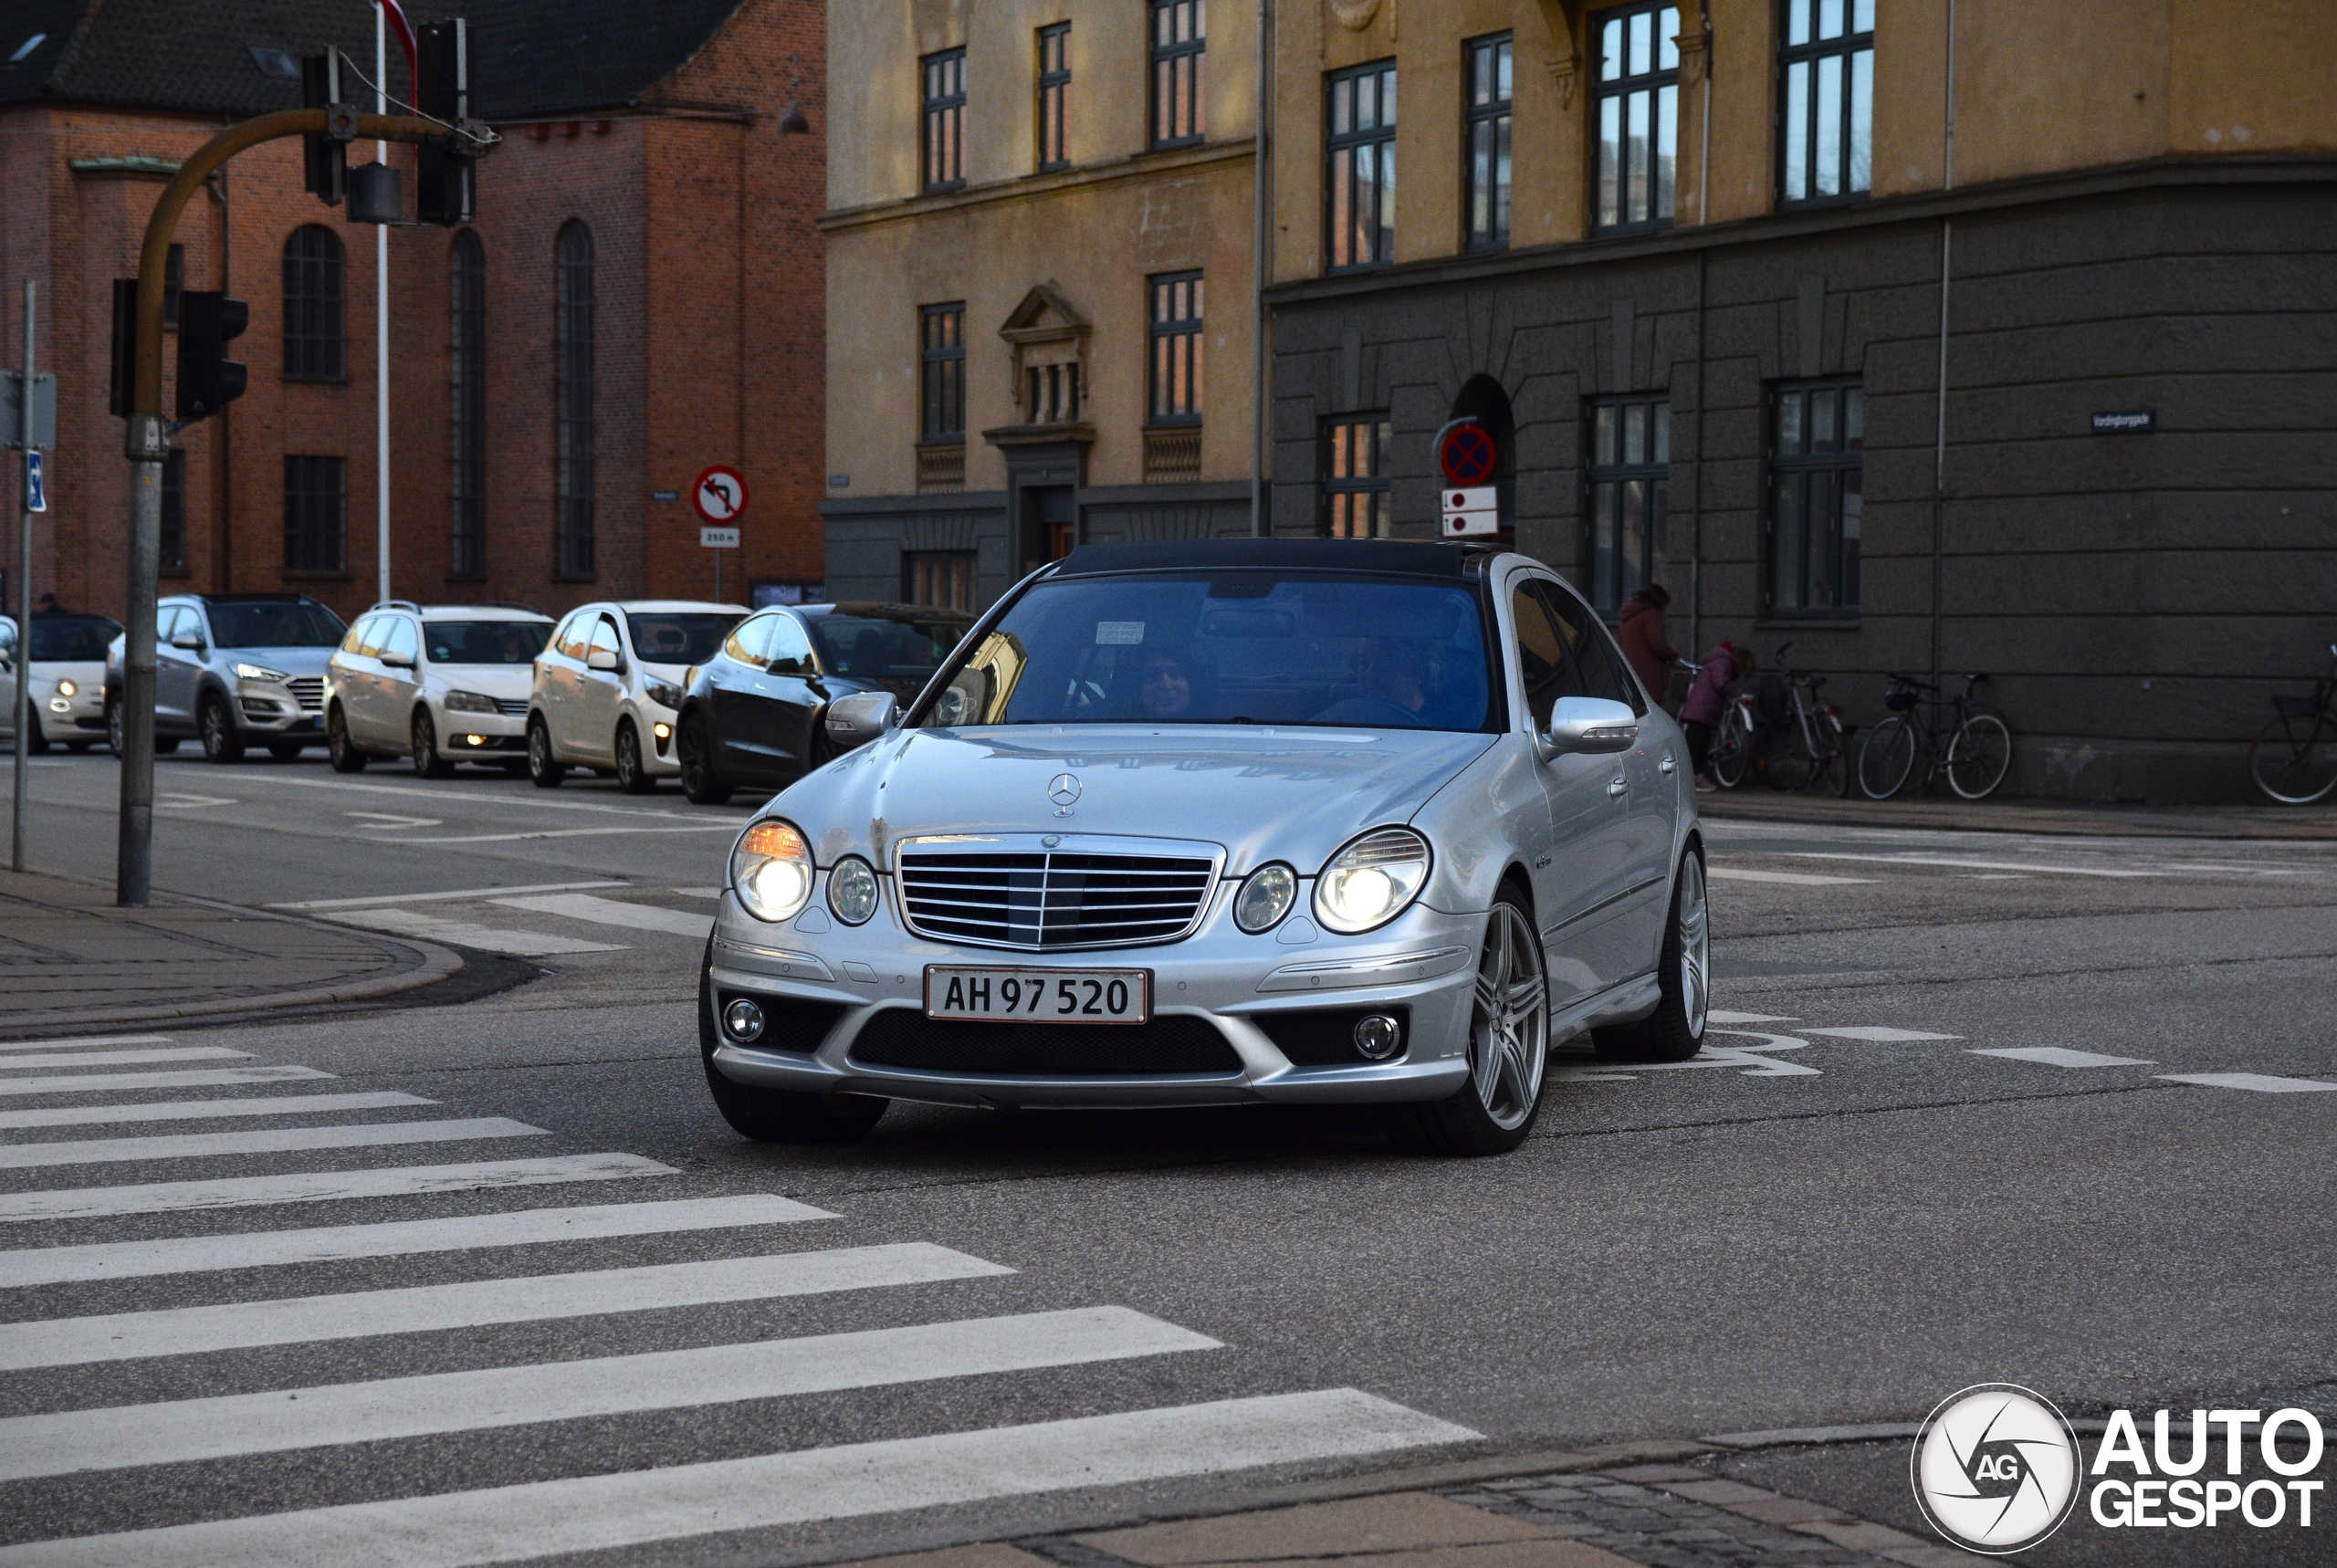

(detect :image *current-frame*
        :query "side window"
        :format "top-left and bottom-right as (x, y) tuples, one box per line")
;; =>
(764, 615), (816, 676)
(381, 617), (419, 666)
(344, 614), (378, 656)
(1534, 581), (1645, 716)
(588, 615), (623, 665)
(170, 607), (202, 647)
(722, 614), (774, 665)
(1509, 583), (1588, 730)
(554, 613), (590, 660)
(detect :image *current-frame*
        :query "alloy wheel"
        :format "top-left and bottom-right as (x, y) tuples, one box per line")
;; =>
(1469, 900), (1548, 1132)
(1675, 852), (1710, 1039)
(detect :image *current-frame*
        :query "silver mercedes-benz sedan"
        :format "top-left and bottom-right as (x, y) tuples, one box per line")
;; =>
(698, 539), (1707, 1155)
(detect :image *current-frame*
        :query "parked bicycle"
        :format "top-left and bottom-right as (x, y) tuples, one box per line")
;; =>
(1709, 643), (1850, 796)
(2249, 643), (2337, 804)
(1857, 673), (2013, 800)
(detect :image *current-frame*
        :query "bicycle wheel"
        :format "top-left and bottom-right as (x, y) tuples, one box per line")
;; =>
(1818, 727), (1851, 799)
(1754, 724), (1818, 792)
(1947, 710), (2014, 800)
(1858, 716), (1920, 800)
(1711, 706), (1754, 789)
(2250, 716), (2337, 804)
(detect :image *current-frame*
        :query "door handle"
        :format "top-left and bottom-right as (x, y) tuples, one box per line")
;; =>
(1607, 776), (1629, 800)
(1659, 755), (1677, 775)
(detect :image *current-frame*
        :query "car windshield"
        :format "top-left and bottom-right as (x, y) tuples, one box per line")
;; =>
(424, 621), (552, 664)
(626, 612), (739, 666)
(918, 571), (1495, 731)
(208, 602), (347, 648)
(27, 615), (121, 662)
(808, 610), (969, 697)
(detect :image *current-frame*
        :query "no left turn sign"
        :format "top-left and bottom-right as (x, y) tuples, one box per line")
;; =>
(693, 465), (749, 523)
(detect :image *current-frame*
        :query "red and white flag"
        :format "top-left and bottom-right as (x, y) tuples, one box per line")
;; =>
(376, 0), (419, 92)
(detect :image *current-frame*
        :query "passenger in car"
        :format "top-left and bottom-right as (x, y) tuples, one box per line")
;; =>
(1138, 647), (1200, 718)
(1312, 636), (1441, 727)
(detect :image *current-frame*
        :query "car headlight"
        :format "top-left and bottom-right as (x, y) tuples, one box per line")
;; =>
(234, 663), (290, 683)
(826, 856), (880, 925)
(54, 679), (77, 697)
(644, 680), (685, 711)
(1313, 828), (1432, 935)
(1232, 864), (1297, 934)
(444, 689), (499, 715)
(732, 820), (814, 923)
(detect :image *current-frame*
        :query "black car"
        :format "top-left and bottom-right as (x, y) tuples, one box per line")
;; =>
(675, 601), (972, 803)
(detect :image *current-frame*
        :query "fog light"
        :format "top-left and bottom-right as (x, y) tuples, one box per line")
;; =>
(465, 734), (485, 746)
(1352, 1013), (1402, 1061)
(48, 698), (72, 713)
(722, 998), (765, 1042)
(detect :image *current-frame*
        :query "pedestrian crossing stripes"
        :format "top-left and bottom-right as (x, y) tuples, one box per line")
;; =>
(492, 891), (714, 939)
(0, 1242), (1013, 1370)
(0, 1390), (1477, 1568)
(0, 1064), (333, 1098)
(324, 907), (629, 956)
(0, 1306), (1221, 1481)
(0, 1193), (831, 1288)
(0, 1115), (547, 1171)
(0, 1090), (432, 1132)
(0, 1034), (172, 1053)
(0, 1151), (675, 1223)
(0, 1045), (252, 1071)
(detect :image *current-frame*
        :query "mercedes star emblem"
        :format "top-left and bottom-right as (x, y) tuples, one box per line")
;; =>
(1047, 772), (1083, 812)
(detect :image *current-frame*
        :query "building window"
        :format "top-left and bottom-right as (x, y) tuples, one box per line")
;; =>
(1767, 379), (1863, 615)
(907, 551), (978, 612)
(284, 455), (346, 573)
(282, 225), (345, 381)
(1037, 24), (1071, 172)
(1463, 35), (1512, 252)
(1326, 61), (1397, 273)
(1151, 0), (1206, 148)
(1779, 0), (1873, 204)
(159, 449), (186, 571)
(921, 304), (966, 440)
(1585, 394), (1670, 614)
(1321, 416), (1392, 538)
(449, 230), (486, 580)
(1594, 4), (1679, 233)
(554, 221), (595, 580)
(923, 48), (967, 193)
(1148, 272), (1203, 426)
(162, 245), (183, 330)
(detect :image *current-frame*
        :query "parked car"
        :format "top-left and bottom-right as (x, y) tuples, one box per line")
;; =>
(0, 612), (120, 753)
(698, 538), (1706, 1156)
(528, 600), (747, 792)
(326, 601), (556, 775)
(104, 593), (346, 762)
(674, 601), (974, 804)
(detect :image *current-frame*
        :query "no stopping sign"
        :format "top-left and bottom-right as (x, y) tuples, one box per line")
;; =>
(1435, 420), (1497, 486)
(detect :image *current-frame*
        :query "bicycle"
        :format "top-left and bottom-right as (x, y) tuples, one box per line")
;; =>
(1857, 673), (2013, 800)
(2248, 643), (2337, 804)
(1709, 643), (1850, 796)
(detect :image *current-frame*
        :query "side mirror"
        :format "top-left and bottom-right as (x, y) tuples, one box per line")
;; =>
(171, 632), (204, 652)
(381, 649), (414, 670)
(824, 690), (898, 750)
(1540, 695), (1640, 758)
(586, 648), (621, 673)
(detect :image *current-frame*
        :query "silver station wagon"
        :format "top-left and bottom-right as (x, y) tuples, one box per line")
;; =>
(699, 539), (1708, 1155)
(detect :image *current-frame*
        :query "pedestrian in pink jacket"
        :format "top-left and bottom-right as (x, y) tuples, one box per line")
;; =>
(1681, 643), (1755, 790)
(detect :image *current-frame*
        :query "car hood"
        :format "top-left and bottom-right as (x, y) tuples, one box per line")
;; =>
(30, 660), (106, 683)
(779, 725), (1499, 877)
(429, 664), (537, 696)
(220, 645), (337, 675)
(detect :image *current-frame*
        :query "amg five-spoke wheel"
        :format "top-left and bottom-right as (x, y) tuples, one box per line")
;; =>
(1392, 885), (1549, 1155)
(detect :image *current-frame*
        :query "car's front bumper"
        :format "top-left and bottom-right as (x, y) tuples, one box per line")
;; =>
(433, 705), (528, 756)
(234, 681), (323, 737)
(37, 685), (105, 735)
(703, 887), (1483, 1109)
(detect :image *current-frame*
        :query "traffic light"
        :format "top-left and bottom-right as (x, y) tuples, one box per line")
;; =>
(301, 51), (348, 206)
(414, 20), (475, 225)
(175, 293), (249, 423)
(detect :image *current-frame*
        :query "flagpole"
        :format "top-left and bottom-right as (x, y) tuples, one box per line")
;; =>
(375, 4), (391, 605)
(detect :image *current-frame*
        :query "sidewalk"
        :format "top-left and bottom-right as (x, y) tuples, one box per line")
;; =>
(1698, 789), (2337, 840)
(0, 868), (462, 1039)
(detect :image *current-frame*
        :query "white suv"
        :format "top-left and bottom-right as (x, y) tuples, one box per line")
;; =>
(528, 600), (744, 792)
(326, 601), (556, 776)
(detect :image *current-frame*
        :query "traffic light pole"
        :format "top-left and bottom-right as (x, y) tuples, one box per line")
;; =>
(117, 108), (458, 906)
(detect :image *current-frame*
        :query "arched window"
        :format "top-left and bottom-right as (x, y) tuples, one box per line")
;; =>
(449, 230), (487, 579)
(282, 225), (345, 381)
(554, 221), (594, 578)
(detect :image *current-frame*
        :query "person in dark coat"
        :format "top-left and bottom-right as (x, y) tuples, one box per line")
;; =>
(1681, 642), (1755, 790)
(1615, 585), (1680, 703)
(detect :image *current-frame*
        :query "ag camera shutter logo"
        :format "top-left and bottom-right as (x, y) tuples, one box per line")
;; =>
(1912, 1384), (2081, 1553)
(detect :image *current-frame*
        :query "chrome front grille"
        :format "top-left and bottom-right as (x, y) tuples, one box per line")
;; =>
(288, 676), (324, 712)
(495, 696), (529, 717)
(896, 836), (1221, 951)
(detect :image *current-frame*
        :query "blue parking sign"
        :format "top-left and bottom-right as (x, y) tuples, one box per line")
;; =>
(23, 451), (42, 513)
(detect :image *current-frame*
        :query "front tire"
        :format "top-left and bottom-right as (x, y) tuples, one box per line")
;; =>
(411, 709), (455, 779)
(1388, 888), (1548, 1156)
(527, 717), (565, 788)
(614, 720), (656, 793)
(1946, 709), (2013, 800)
(198, 695), (244, 763)
(697, 952), (886, 1143)
(327, 705), (367, 772)
(1592, 850), (1710, 1063)
(2250, 715), (2337, 805)
(1858, 716), (1919, 800)
(21, 715), (49, 755)
(678, 714), (732, 805)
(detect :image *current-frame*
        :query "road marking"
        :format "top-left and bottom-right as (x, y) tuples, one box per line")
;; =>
(0, 1152), (674, 1225)
(1780, 852), (2162, 879)
(0, 1242), (1012, 1370)
(0, 1389), (1476, 1568)
(344, 810), (444, 830)
(1707, 1011), (1797, 1024)
(0, 1065), (334, 1099)
(1800, 1027), (1964, 1042)
(0, 1194), (833, 1289)
(195, 771), (718, 821)
(669, 887), (723, 899)
(271, 881), (627, 912)
(493, 893), (713, 940)
(1556, 1029), (1818, 1082)
(0, 1046), (250, 1071)
(0, 1116), (547, 1171)
(0, 1034), (171, 1053)
(0, 1307), (1220, 1481)
(0, 1091), (431, 1131)
(1707, 867), (1877, 886)
(2156, 1071), (2337, 1094)
(1969, 1047), (2155, 1069)
(153, 792), (236, 809)
(395, 824), (740, 844)
(321, 908), (627, 956)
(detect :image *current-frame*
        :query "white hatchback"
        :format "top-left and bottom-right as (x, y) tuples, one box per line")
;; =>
(326, 602), (556, 776)
(528, 600), (745, 792)
(1, 612), (118, 753)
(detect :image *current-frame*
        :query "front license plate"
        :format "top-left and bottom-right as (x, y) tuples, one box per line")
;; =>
(925, 967), (1150, 1025)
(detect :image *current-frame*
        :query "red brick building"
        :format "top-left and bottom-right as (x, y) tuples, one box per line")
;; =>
(0, 0), (825, 627)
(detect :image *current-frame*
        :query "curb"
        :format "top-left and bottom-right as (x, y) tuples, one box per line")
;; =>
(1698, 793), (2337, 841)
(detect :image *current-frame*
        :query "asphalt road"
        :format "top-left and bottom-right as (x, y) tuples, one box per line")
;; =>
(2, 748), (2332, 1566)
